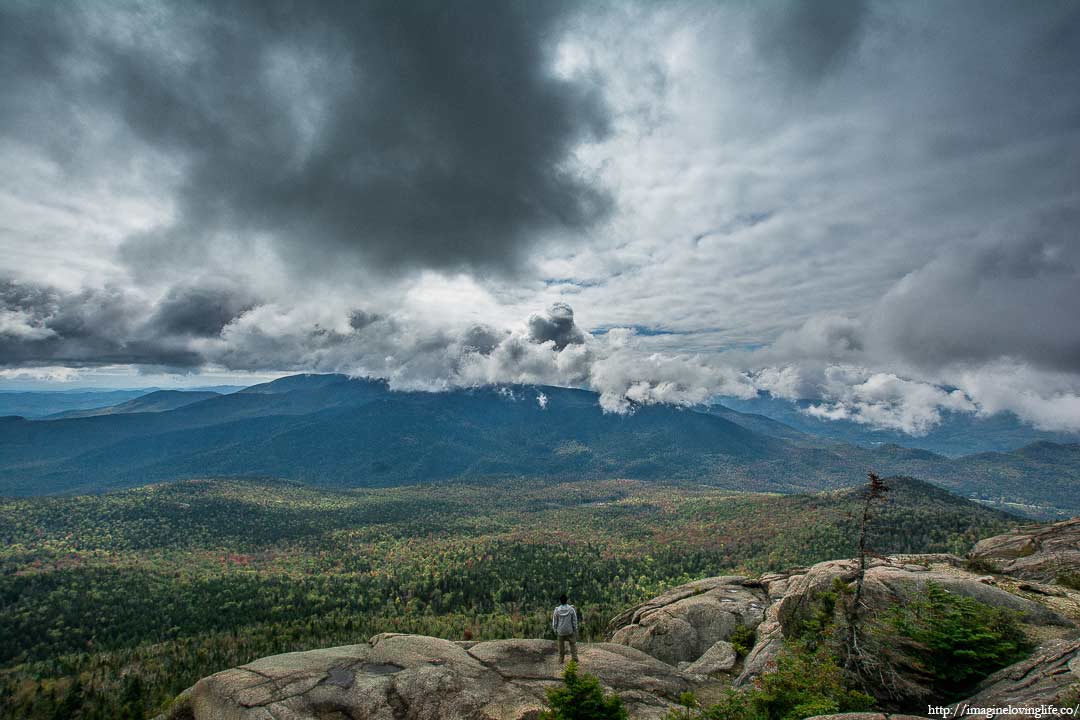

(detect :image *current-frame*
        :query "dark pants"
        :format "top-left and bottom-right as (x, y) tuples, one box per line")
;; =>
(558, 632), (578, 662)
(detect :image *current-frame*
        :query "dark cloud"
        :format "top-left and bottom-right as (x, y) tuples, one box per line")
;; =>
(1, 0), (612, 277)
(461, 324), (505, 355)
(757, 207), (1080, 384)
(1, 280), (138, 366)
(0, 278), (54, 315)
(0, 275), (581, 380)
(752, 0), (868, 83)
(347, 310), (381, 332)
(151, 283), (257, 338)
(867, 209), (1080, 374)
(0, 277), (253, 368)
(527, 302), (585, 350)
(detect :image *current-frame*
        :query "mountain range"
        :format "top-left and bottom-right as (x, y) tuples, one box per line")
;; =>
(1, 373), (1078, 517)
(716, 392), (1080, 456)
(44, 390), (223, 419)
(0, 389), (154, 418)
(0, 386), (245, 418)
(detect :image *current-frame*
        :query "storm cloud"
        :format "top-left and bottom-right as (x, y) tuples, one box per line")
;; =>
(752, 0), (868, 84)
(527, 302), (585, 350)
(151, 282), (258, 339)
(2, 0), (612, 277)
(0, 277), (249, 367)
(866, 210), (1080, 375)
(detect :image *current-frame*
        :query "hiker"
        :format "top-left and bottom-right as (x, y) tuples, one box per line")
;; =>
(552, 594), (580, 663)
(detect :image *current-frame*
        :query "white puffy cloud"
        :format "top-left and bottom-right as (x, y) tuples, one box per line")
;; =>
(949, 362), (1080, 433)
(800, 366), (976, 435)
(589, 340), (756, 413)
(769, 316), (864, 363)
(751, 366), (805, 401)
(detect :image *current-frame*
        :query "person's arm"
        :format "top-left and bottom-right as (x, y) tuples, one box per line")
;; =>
(552, 609), (558, 633)
(573, 607), (579, 633)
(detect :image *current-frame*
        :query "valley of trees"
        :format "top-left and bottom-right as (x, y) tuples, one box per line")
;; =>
(0, 476), (1017, 719)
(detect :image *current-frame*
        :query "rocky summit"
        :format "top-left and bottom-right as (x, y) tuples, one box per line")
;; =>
(157, 634), (699, 720)
(969, 517), (1080, 583)
(160, 521), (1080, 720)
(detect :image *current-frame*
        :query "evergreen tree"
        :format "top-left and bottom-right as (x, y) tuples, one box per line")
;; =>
(542, 662), (627, 720)
(52, 679), (83, 720)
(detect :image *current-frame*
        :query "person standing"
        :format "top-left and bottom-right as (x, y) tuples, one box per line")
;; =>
(552, 594), (580, 663)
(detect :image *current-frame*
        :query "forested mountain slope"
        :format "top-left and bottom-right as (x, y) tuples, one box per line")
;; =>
(1, 374), (1078, 516)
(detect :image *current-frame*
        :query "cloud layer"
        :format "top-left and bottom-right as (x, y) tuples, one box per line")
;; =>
(2, 1), (1079, 432)
(2, 0), (611, 279)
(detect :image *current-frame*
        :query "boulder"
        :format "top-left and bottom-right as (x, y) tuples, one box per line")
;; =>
(777, 558), (1072, 633)
(735, 591), (784, 687)
(737, 556), (1074, 695)
(950, 639), (1080, 718)
(466, 638), (694, 699)
(684, 641), (737, 676)
(608, 576), (768, 665)
(969, 519), (1080, 584)
(158, 634), (701, 720)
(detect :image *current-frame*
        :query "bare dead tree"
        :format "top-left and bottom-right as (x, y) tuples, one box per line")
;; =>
(844, 472), (889, 673)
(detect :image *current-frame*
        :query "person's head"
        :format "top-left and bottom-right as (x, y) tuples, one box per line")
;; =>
(559, 594), (568, 605)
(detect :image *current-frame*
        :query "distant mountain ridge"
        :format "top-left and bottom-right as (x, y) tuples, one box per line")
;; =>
(0, 389), (152, 418)
(0, 373), (1077, 517)
(0, 386), (246, 418)
(716, 392), (1080, 456)
(44, 390), (222, 419)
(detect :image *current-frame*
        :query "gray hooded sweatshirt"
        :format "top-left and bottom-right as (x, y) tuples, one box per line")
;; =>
(552, 604), (579, 637)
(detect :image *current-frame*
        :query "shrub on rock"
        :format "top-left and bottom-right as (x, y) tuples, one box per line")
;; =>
(542, 661), (628, 720)
(881, 581), (1031, 697)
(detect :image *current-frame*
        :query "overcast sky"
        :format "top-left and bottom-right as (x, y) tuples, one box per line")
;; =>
(1, 0), (1078, 433)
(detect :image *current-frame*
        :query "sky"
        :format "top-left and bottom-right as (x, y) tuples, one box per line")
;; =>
(1, 0), (1079, 434)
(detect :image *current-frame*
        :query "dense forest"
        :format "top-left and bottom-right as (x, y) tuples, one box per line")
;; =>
(0, 476), (1017, 719)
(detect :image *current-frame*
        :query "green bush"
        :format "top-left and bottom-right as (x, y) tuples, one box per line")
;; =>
(753, 643), (875, 720)
(883, 582), (1030, 695)
(729, 624), (757, 657)
(664, 692), (702, 720)
(675, 642), (874, 720)
(542, 661), (628, 720)
(789, 577), (850, 648)
(698, 688), (760, 720)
